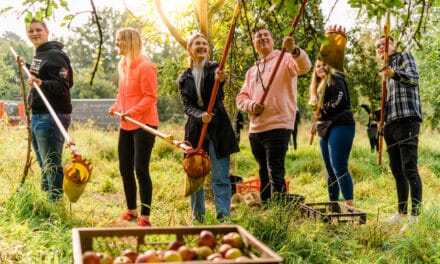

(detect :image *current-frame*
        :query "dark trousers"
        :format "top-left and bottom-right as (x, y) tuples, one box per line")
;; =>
(384, 119), (422, 216)
(249, 129), (291, 201)
(118, 127), (156, 216)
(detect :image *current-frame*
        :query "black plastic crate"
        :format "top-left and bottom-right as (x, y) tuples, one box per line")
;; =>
(300, 202), (366, 224)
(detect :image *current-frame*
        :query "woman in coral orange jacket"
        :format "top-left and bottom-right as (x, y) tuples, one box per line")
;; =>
(109, 27), (159, 227)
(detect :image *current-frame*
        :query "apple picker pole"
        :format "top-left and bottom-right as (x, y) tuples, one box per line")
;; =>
(111, 112), (192, 152)
(258, 0), (307, 105)
(10, 47), (92, 203)
(195, 1), (241, 151)
(378, 10), (391, 165)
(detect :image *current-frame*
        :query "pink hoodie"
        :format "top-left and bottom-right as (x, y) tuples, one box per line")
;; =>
(236, 49), (311, 133)
(110, 54), (159, 130)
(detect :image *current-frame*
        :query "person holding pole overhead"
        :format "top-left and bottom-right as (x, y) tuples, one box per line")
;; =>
(375, 35), (423, 227)
(236, 26), (311, 203)
(178, 33), (239, 223)
(109, 27), (159, 227)
(23, 18), (73, 203)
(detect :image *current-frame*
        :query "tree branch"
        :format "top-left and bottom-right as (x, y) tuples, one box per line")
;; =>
(89, 0), (102, 86)
(153, 0), (187, 48)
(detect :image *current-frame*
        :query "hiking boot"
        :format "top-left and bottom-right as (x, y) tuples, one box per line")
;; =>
(381, 213), (408, 223)
(137, 216), (152, 227)
(121, 210), (138, 221)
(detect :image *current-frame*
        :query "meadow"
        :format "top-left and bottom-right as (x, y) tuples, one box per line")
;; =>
(0, 118), (439, 263)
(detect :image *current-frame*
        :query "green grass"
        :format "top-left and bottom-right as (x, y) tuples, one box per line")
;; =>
(0, 120), (439, 263)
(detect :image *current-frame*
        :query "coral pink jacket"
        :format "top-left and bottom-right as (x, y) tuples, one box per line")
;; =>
(236, 49), (311, 133)
(110, 55), (159, 130)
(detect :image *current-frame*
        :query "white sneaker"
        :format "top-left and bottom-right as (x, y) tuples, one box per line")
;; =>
(399, 215), (419, 233)
(408, 215), (418, 223)
(381, 213), (408, 223)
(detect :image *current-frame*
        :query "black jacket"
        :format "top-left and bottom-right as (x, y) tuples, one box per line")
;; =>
(177, 61), (239, 158)
(28, 41), (73, 114)
(320, 72), (355, 126)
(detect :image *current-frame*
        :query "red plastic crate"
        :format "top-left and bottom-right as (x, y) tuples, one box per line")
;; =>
(236, 178), (290, 194)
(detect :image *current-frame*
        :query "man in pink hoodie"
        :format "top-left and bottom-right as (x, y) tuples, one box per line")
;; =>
(236, 26), (311, 202)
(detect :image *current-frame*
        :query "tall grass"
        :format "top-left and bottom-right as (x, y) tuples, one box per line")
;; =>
(0, 120), (439, 263)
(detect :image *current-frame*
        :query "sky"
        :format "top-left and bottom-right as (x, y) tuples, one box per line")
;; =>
(0, 0), (358, 43)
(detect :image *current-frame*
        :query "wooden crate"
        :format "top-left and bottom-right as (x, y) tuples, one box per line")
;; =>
(300, 202), (367, 224)
(72, 225), (282, 264)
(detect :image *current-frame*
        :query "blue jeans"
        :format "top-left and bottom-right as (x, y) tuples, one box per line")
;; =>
(319, 125), (355, 202)
(31, 113), (71, 202)
(384, 118), (422, 216)
(191, 139), (231, 220)
(249, 129), (291, 201)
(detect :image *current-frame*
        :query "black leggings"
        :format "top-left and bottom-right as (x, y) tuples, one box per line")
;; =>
(118, 128), (156, 216)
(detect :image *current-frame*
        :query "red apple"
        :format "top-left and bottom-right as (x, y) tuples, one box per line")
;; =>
(135, 250), (160, 263)
(224, 247), (243, 259)
(162, 250), (183, 262)
(122, 249), (138, 262)
(167, 240), (184, 251)
(177, 245), (196, 261)
(82, 251), (100, 264)
(197, 230), (216, 249)
(222, 232), (244, 249)
(206, 252), (223, 261)
(96, 252), (113, 264)
(217, 243), (232, 257)
(113, 255), (132, 264)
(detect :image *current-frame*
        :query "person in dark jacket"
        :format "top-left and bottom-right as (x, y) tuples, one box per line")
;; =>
(177, 33), (239, 223)
(309, 26), (355, 207)
(361, 104), (380, 152)
(24, 18), (73, 202)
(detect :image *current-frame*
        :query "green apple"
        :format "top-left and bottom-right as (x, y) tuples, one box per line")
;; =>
(222, 232), (244, 249)
(224, 247), (243, 259)
(194, 245), (213, 260)
(162, 250), (183, 262)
